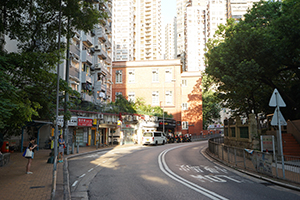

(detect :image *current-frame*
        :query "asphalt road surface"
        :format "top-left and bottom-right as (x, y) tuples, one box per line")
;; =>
(68, 141), (300, 200)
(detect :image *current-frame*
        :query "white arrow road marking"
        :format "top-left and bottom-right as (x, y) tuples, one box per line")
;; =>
(158, 145), (229, 200)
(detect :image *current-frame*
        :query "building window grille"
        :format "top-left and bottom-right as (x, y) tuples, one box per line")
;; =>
(116, 70), (122, 83)
(165, 91), (173, 105)
(128, 69), (135, 83)
(152, 91), (159, 105)
(152, 68), (159, 82)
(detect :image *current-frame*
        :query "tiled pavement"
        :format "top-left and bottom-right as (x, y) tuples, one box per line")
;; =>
(0, 145), (117, 200)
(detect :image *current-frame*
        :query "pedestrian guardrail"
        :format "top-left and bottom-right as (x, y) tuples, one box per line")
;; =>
(208, 137), (300, 184)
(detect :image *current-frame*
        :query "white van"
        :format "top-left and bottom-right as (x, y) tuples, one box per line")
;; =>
(142, 131), (167, 145)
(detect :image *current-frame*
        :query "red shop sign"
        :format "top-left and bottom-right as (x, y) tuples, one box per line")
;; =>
(78, 118), (93, 127)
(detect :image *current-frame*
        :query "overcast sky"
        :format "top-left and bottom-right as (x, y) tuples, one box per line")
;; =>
(161, 0), (177, 26)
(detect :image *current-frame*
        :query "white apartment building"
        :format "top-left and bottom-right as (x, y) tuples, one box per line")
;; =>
(165, 17), (177, 60)
(206, 0), (227, 39)
(134, 0), (163, 60)
(230, 0), (261, 21)
(112, 0), (135, 61)
(112, 0), (163, 61)
(186, 6), (207, 72)
(176, 0), (189, 55)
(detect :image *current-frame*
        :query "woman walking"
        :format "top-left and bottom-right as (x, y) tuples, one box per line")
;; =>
(58, 134), (65, 163)
(26, 137), (37, 174)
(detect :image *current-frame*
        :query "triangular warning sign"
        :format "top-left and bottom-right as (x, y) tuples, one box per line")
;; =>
(269, 89), (286, 107)
(271, 109), (287, 126)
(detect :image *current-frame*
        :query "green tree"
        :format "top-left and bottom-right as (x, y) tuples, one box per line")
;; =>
(201, 74), (221, 129)
(0, 0), (106, 138)
(205, 0), (300, 120)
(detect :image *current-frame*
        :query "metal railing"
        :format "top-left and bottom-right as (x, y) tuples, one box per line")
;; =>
(208, 137), (300, 184)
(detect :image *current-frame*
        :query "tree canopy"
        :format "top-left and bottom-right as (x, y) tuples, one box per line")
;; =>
(0, 0), (105, 138)
(205, 0), (300, 120)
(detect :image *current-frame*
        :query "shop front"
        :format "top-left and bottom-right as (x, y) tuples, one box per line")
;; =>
(76, 118), (93, 146)
(157, 117), (176, 136)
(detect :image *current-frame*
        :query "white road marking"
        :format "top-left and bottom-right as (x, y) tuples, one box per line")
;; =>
(72, 180), (78, 187)
(79, 174), (86, 178)
(158, 145), (229, 200)
(88, 168), (94, 172)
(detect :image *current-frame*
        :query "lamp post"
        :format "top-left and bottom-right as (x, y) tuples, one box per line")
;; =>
(163, 79), (176, 134)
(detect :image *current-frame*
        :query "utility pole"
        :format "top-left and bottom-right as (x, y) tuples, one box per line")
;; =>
(63, 17), (71, 155)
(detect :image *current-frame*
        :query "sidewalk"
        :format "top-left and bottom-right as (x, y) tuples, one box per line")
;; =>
(0, 145), (118, 200)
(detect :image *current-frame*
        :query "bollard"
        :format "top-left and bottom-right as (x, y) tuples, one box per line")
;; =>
(76, 142), (79, 153)
(72, 143), (74, 154)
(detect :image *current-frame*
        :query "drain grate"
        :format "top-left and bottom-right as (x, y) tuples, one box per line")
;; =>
(30, 186), (45, 189)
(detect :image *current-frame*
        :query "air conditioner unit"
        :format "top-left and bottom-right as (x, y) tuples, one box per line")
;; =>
(74, 34), (80, 40)
(95, 45), (101, 51)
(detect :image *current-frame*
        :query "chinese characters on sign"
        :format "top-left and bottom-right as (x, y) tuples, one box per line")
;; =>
(78, 118), (93, 127)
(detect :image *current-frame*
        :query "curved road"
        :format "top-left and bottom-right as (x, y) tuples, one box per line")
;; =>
(68, 141), (300, 200)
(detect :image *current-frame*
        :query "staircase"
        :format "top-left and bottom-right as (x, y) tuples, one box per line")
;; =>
(282, 133), (300, 157)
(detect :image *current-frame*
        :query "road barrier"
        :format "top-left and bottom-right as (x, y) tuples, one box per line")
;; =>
(208, 137), (300, 185)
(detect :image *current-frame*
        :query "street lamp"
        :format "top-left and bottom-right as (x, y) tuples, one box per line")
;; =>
(163, 79), (176, 134)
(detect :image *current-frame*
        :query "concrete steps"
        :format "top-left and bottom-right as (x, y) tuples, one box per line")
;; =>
(282, 133), (300, 157)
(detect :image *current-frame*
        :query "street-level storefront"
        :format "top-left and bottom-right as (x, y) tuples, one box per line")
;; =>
(157, 117), (176, 136)
(76, 118), (93, 146)
(121, 124), (136, 144)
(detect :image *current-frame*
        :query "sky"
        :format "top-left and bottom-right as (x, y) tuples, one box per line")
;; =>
(161, 0), (177, 26)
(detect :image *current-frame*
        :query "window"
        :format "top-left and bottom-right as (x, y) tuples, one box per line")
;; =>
(181, 79), (187, 87)
(152, 91), (159, 105)
(165, 91), (173, 105)
(128, 92), (135, 102)
(116, 70), (122, 83)
(152, 68), (159, 82)
(128, 69), (135, 83)
(182, 121), (188, 130)
(240, 127), (249, 138)
(231, 127), (236, 137)
(182, 103), (188, 110)
(165, 68), (172, 82)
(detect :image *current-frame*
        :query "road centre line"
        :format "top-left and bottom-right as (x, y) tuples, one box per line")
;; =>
(72, 180), (78, 187)
(158, 145), (228, 200)
(88, 168), (94, 172)
(79, 174), (86, 178)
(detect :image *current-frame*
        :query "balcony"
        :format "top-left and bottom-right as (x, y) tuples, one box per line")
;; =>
(69, 66), (80, 80)
(105, 54), (111, 64)
(81, 71), (92, 83)
(70, 44), (80, 58)
(82, 33), (93, 47)
(106, 38), (112, 48)
(81, 92), (93, 102)
(82, 50), (93, 65)
(97, 28), (107, 42)
(96, 48), (107, 59)
(105, 23), (112, 34)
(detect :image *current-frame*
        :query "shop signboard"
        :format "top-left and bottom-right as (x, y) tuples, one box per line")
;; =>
(57, 116), (78, 127)
(78, 118), (93, 127)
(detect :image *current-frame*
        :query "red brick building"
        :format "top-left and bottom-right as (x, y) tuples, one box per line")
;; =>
(112, 59), (203, 135)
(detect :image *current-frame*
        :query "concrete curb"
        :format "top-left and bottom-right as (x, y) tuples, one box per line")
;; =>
(203, 147), (300, 192)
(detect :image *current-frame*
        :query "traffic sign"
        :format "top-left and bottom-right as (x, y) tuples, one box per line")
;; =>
(271, 108), (287, 126)
(269, 89), (286, 107)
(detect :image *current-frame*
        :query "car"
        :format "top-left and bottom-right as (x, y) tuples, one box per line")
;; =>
(142, 131), (167, 146)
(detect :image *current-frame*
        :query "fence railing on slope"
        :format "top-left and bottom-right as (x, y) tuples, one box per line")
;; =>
(208, 137), (300, 185)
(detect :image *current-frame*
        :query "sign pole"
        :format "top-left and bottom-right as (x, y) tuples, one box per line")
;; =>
(276, 92), (285, 179)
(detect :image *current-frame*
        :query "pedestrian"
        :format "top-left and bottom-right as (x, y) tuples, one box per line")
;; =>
(58, 134), (65, 163)
(26, 137), (37, 174)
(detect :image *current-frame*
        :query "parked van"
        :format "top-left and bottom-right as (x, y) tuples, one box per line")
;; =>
(142, 131), (167, 145)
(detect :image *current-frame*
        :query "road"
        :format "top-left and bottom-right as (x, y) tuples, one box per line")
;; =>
(68, 141), (300, 200)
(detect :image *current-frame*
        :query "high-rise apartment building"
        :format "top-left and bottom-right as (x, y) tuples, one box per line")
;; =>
(176, 0), (189, 55)
(112, 0), (135, 61)
(134, 0), (163, 60)
(185, 6), (207, 72)
(112, 0), (163, 61)
(165, 17), (177, 60)
(66, 0), (113, 103)
(206, 0), (227, 39)
(230, 0), (260, 21)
